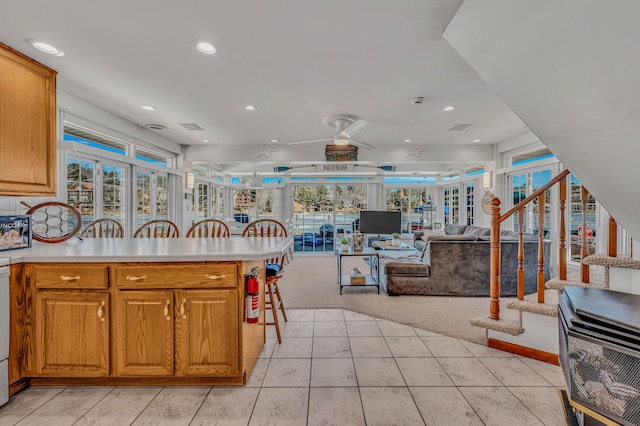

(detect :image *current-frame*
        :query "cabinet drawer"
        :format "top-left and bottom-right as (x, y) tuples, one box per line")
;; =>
(115, 263), (238, 289)
(32, 264), (109, 289)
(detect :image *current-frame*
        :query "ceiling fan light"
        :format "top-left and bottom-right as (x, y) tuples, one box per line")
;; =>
(334, 138), (349, 145)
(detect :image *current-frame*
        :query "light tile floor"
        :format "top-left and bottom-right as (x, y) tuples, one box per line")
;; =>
(0, 309), (567, 425)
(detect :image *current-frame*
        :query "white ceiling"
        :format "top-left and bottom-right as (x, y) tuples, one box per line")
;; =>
(1, 0), (530, 174)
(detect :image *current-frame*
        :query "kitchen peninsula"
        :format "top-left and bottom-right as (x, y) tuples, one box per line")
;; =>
(6, 237), (292, 395)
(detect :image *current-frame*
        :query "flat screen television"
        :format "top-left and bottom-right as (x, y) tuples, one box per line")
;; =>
(358, 210), (402, 235)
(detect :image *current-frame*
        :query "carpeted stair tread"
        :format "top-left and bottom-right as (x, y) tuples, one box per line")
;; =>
(470, 310), (523, 336)
(545, 271), (607, 291)
(506, 290), (558, 317)
(583, 253), (640, 269)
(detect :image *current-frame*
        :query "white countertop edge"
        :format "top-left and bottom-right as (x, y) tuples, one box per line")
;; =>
(4, 237), (293, 264)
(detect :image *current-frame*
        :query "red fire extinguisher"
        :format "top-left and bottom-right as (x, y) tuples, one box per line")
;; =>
(246, 267), (260, 323)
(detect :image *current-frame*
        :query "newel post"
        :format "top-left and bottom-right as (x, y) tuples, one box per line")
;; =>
(608, 216), (617, 257)
(490, 197), (501, 320)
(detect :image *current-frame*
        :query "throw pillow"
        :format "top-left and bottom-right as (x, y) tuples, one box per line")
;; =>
(420, 229), (446, 241)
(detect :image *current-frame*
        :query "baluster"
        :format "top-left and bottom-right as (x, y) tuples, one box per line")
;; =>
(580, 187), (590, 283)
(537, 193), (545, 304)
(559, 175), (567, 280)
(608, 216), (617, 257)
(517, 207), (524, 300)
(490, 197), (501, 320)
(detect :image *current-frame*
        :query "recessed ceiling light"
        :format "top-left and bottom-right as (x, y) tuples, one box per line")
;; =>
(473, 139), (481, 143)
(443, 106), (456, 112)
(202, 139), (211, 143)
(194, 41), (218, 55)
(244, 105), (257, 111)
(271, 139), (279, 143)
(28, 40), (64, 56)
(404, 139), (412, 143)
(140, 105), (156, 111)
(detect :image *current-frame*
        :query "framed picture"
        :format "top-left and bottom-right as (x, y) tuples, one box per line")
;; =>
(0, 215), (32, 251)
(433, 222), (442, 230)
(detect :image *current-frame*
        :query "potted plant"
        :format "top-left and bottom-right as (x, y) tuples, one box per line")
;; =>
(391, 232), (401, 247)
(340, 238), (350, 251)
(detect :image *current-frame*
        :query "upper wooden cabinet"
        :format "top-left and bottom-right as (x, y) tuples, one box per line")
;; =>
(0, 42), (57, 196)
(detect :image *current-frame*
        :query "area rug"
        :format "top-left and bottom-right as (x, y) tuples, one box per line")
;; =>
(277, 254), (510, 345)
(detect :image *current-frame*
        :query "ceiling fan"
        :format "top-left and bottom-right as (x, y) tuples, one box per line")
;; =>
(288, 114), (375, 150)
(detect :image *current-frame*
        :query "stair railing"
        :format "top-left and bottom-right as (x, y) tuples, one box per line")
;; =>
(489, 169), (570, 320)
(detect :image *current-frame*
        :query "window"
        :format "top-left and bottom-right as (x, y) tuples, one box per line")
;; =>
(442, 185), (460, 225)
(66, 156), (128, 230)
(291, 184), (366, 252)
(569, 175), (596, 261)
(196, 182), (209, 220)
(66, 158), (96, 227)
(136, 170), (168, 227)
(465, 183), (474, 225)
(136, 146), (170, 167)
(64, 127), (127, 155)
(508, 169), (551, 235)
(385, 188), (427, 232)
(102, 164), (127, 228)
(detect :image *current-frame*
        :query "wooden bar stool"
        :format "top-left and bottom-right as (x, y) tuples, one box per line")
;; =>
(186, 219), (230, 238)
(242, 219), (288, 343)
(134, 219), (180, 238)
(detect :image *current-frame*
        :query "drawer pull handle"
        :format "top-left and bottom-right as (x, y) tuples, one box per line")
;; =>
(180, 298), (187, 319)
(60, 275), (80, 281)
(97, 301), (105, 322)
(126, 275), (147, 281)
(206, 274), (226, 280)
(164, 299), (171, 320)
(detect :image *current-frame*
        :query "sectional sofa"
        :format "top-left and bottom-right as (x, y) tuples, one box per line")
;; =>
(377, 224), (551, 296)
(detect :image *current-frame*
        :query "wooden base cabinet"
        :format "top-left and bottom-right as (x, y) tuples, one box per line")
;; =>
(176, 290), (239, 376)
(115, 289), (240, 378)
(10, 261), (262, 390)
(35, 291), (109, 376)
(115, 291), (174, 376)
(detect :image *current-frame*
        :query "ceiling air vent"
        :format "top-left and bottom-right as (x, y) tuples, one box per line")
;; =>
(448, 124), (471, 131)
(180, 123), (204, 131)
(144, 123), (167, 131)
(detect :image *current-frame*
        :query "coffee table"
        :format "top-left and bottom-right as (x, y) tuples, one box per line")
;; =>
(336, 246), (379, 294)
(372, 240), (417, 251)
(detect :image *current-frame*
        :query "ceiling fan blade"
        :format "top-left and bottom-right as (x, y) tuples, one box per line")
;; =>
(350, 139), (375, 150)
(338, 119), (369, 138)
(288, 138), (333, 145)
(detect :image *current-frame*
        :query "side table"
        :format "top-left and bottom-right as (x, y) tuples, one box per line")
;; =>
(336, 246), (379, 294)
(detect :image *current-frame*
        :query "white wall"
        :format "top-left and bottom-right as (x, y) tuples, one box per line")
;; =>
(444, 0), (640, 240)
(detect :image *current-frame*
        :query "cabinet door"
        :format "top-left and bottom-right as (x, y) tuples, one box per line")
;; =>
(176, 290), (240, 376)
(115, 291), (174, 376)
(0, 43), (56, 196)
(35, 291), (109, 376)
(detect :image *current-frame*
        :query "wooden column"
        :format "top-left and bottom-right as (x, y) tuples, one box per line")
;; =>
(608, 216), (617, 257)
(580, 187), (590, 283)
(537, 193), (545, 304)
(559, 175), (567, 280)
(490, 197), (501, 320)
(517, 208), (524, 300)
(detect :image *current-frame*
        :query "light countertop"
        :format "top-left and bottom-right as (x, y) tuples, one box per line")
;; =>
(5, 237), (292, 263)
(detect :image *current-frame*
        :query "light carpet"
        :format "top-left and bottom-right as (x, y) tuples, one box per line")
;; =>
(277, 254), (513, 345)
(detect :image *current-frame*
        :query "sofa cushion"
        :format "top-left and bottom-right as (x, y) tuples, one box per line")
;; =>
(420, 230), (446, 241)
(464, 226), (491, 237)
(428, 234), (477, 241)
(384, 260), (430, 276)
(444, 224), (468, 235)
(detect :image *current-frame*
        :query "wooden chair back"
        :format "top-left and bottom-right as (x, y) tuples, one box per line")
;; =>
(242, 219), (288, 265)
(186, 219), (230, 238)
(80, 218), (124, 238)
(134, 219), (180, 238)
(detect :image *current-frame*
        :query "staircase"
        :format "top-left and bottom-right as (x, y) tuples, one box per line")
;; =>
(469, 170), (636, 364)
